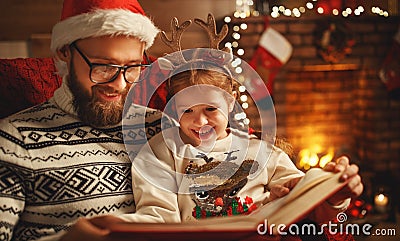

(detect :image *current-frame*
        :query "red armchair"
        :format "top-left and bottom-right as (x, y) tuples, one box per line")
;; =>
(0, 57), (167, 119)
(0, 58), (62, 118)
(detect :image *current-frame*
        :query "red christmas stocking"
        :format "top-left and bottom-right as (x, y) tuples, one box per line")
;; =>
(249, 17), (292, 98)
(379, 26), (400, 98)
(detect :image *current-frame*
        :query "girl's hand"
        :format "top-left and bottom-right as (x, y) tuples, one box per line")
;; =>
(269, 176), (302, 201)
(323, 156), (364, 205)
(269, 156), (363, 204)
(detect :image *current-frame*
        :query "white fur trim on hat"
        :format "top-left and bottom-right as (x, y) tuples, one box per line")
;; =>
(259, 27), (293, 64)
(51, 8), (159, 52)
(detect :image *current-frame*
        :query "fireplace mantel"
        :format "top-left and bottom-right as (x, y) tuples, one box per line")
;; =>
(288, 64), (360, 72)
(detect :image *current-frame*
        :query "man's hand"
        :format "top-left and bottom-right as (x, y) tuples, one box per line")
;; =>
(59, 215), (125, 241)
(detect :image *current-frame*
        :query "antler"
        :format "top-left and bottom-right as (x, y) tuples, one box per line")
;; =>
(158, 14), (232, 72)
(194, 13), (229, 50)
(160, 17), (192, 52)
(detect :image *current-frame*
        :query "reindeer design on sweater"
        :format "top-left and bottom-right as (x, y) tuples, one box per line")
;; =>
(185, 152), (259, 219)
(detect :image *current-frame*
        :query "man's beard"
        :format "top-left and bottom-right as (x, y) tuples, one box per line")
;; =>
(68, 67), (128, 127)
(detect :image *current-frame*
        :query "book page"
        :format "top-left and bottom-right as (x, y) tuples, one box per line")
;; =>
(255, 168), (339, 213)
(252, 169), (346, 232)
(108, 168), (349, 238)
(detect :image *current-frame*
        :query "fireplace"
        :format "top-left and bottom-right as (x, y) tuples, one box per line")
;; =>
(275, 65), (360, 166)
(232, 16), (400, 167)
(230, 15), (400, 213)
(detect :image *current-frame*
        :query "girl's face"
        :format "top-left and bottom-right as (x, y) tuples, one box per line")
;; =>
(173, 85), (235, 147)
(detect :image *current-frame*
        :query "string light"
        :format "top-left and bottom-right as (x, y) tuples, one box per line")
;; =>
(232, 32), (241, 40)
(227, 0), (391, 126)
(232, 1), (391, 20)
(224, 16), (232, 23)
(372, 6), (389, 17)
(237, 48), (245, 56)
(268, 1), (390, 18)
(235, 66), (243, 74)
(230, 0), (254, 124)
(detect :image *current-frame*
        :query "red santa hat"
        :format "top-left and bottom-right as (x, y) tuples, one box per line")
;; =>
(50, 0), (159, 53)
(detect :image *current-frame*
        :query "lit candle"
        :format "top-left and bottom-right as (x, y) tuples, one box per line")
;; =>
(374, 193), (389, 213)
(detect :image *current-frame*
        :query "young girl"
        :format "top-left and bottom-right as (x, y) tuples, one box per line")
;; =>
(123, 61), (362, 226)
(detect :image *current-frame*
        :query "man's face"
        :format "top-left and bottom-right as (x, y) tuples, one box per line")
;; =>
(68, 35), (145, 127)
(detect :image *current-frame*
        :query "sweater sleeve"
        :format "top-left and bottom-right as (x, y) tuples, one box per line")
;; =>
(121, 133), (181, 223)
(0, 118), (33, 240)
(266, 147), (305, 189)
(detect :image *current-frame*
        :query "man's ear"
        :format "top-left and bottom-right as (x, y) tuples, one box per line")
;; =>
(56, 45), (71, 61)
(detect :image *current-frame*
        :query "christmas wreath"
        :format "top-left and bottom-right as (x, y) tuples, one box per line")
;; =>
(314, 20), (356, 63)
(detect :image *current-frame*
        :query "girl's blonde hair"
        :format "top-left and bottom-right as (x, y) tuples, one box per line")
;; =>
(165, 66), (294, 158)
(167, 67), (237, 101)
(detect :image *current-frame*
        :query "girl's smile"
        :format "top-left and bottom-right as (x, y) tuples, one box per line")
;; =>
(173, 85), (235, 147)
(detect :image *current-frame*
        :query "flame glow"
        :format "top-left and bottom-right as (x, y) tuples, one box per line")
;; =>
(298, 146), (334, 170)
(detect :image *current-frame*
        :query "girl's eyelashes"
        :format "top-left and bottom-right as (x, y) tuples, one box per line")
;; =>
(206, 107), (218, 112)
(178, 105), (219, 115)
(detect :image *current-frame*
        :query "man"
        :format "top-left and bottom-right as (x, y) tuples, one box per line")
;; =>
(0, 0), (165, 240)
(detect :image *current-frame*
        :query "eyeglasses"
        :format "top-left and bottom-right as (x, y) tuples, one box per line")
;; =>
(70, 42), (151, 84)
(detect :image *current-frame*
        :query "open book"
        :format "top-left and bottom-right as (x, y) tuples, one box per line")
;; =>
(108, 168), (352, 241)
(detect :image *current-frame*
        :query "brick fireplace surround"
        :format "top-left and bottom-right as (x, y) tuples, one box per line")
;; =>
(229, 15), (400, 209)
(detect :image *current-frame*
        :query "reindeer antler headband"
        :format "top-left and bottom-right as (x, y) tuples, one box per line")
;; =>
(158, 13), (233, 76)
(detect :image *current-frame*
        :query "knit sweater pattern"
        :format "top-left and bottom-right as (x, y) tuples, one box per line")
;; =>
(0, 82), (168, 241)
